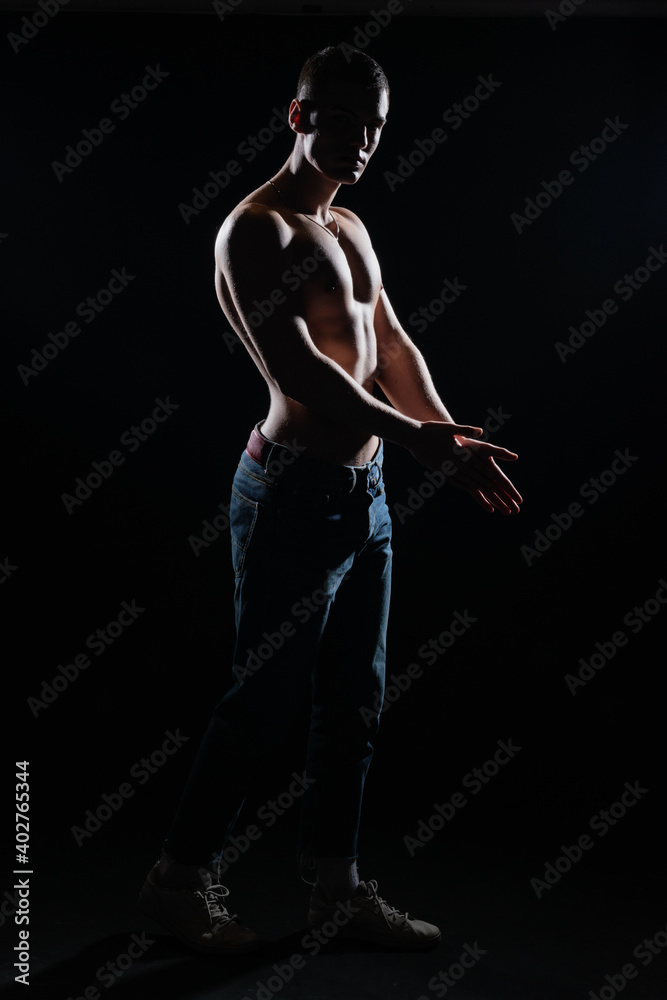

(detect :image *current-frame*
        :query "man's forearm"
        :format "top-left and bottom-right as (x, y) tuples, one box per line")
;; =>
(278, 349), (422, 449)
(376, 338), (456, 424)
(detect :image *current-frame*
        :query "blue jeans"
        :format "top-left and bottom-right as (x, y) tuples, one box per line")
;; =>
(164, 424), (392, 880)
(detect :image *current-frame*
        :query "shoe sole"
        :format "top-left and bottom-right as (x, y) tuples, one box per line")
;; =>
(138, 890), (261, 956)
(307, 918), (442, 952)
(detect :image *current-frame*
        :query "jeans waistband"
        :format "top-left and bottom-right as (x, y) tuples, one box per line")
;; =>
(242, 422), (384, 494)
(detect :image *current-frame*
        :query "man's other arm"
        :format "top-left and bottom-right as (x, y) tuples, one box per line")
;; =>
(373, 287), (457, 423)
(373, 286), (522, 514)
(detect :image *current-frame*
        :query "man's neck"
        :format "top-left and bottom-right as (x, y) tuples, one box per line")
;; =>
(271, 152), (341, 223)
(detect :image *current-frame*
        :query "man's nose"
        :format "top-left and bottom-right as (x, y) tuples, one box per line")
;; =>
(350, 124), (369, 149)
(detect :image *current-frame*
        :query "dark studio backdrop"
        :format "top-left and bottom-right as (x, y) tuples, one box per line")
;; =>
(2, 0), (666, 984)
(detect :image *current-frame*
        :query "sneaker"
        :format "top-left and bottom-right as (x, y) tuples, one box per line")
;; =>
(307, 878), (441, 951)
(138, 859), (259, 955)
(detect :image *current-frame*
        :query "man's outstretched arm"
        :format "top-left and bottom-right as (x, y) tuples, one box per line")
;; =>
(216, 208), (482, 451)
(217, 209), (520, 513)
(374, 287), (523, 515)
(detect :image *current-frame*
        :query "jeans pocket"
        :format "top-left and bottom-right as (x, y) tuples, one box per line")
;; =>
(230, 486), (259, 577)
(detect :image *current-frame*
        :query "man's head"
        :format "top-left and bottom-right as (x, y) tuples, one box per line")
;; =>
(290, 46), (390, 184)
(296, 45), (390, 104)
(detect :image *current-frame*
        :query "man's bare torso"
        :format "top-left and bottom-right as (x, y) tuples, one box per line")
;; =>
(215, 182), (383, 466)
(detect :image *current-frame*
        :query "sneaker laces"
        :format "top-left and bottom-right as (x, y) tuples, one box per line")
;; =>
(363, 880), (412, 930)
(193, 883), (238, 929)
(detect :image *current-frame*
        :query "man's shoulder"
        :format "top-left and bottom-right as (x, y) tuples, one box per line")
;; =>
(215, 196), (289, 258)
(220, 194), (286, 234)
(331, 205), (373, 243)
(332, 205), (365, 228)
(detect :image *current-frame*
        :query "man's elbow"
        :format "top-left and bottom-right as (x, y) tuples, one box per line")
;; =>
(265, 357), (314, 406)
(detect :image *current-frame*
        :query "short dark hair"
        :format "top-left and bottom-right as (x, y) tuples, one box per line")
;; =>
(296, 46), (389, 103)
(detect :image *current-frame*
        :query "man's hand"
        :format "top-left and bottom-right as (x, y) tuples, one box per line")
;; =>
(409, 420), (523, 515)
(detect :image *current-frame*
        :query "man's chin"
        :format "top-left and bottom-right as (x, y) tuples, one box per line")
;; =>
(326, 163), (366, 184)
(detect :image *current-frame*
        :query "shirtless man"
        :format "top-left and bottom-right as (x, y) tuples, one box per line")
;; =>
(139, 46), (522, 956)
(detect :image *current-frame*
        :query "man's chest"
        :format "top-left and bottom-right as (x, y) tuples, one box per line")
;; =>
(295, 222), (382, 316)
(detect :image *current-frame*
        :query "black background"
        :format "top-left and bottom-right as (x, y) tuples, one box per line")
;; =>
(2, 5), (666, 993)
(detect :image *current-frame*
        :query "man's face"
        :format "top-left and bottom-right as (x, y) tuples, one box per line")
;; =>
(294, 80), (389, 184)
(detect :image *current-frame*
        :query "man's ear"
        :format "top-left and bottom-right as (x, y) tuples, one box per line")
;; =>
(290, 97), (316, 134)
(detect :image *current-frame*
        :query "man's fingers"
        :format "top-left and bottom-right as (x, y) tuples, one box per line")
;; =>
(472, 486), (515, 515)
(461, 453), (523, 504)
(478, 486), (517, 515)
(446, 470), (512, 509)
(458, 438), (518, 460)
(452, 458), (522, 504)
(424, 427), (523, 512)
(452, 425), (485, 438)
(470, 488), (495, 513)
(445, 463), (522, 512)
(486, 457), (523, 504)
